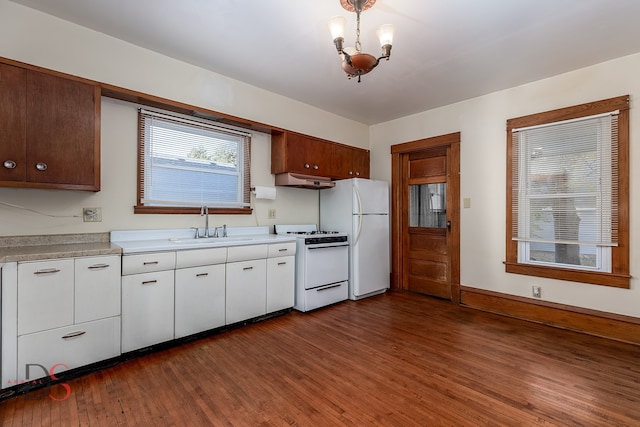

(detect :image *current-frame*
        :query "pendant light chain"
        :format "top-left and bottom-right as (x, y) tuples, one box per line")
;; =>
(355, 10), (362, 52)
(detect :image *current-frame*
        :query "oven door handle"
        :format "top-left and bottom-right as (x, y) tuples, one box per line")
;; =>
(316, 283), (343, 292)
(308, 245), (349, 250)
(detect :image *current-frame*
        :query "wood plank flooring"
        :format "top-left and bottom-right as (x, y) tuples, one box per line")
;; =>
(1, 291), (639, 426)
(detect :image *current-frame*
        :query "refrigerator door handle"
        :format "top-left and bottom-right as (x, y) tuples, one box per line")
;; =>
(354, 185), (364, 245)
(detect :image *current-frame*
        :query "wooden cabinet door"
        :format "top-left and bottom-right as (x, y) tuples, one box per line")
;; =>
(0, 63), (26, 182)
(331, 145), (370, 179)
(352, 147), (370, 178)
(331, 144), (353, 179)
(26, 70), (99, 189)
(285, 133), (333, 176)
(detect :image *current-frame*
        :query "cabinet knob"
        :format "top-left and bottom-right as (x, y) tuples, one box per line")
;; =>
(313, 164), (319, 170)
(355, 171), (360, 176)
(304, 163), (310, 169)
(3, 160), (16, 169)
(35, 162), (48, 171)
(349, 171), (353, 175)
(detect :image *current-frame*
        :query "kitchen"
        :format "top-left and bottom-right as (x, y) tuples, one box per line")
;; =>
(2, 0), (640, 424)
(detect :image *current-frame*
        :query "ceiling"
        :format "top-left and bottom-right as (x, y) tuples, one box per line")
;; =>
(11, 0), (640, 125)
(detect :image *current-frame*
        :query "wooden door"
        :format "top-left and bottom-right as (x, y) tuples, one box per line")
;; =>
(391, 133), (460, 302)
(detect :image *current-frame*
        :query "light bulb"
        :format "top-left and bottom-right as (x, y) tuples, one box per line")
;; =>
(377, 24), (395, 46)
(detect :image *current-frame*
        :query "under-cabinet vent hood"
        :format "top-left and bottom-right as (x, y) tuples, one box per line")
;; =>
(274, 173), (336, 189)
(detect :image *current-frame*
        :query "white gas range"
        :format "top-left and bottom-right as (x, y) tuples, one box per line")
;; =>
(275, 224), (349, 312)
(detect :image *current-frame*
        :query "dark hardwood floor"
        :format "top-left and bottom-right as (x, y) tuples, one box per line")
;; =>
(1, 291), (639, 426)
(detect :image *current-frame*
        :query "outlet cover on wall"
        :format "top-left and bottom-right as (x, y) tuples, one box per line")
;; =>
(83, 207), (102, 222)
(532, 285), (542, 298)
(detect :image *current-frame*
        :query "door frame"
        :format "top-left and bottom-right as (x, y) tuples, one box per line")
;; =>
(390, 132), (461, 303)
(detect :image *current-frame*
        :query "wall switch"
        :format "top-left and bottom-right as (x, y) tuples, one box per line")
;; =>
(268, 209), (276, 219)
(463, 197), (471, 208)
(532, 285), (542, 298)
(83, 207), (102, 222)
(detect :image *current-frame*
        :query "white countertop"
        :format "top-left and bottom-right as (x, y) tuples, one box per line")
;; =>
(111, 227), (297, 254)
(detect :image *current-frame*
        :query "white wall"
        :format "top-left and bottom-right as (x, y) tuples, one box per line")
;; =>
(370, 53), (640, 318)
(0, 0), (369, 236)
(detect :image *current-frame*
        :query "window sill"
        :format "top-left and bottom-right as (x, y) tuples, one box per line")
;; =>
(134, 205), (253, 215)
(504, 262), (630, 288)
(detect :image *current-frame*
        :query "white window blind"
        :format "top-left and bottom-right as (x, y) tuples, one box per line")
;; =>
(511, 111), (618, 246)
(138, 109), (251, 208)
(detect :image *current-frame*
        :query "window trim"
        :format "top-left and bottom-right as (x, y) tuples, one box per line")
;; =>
(134, 109), (253, 215)
(505, 95), (630, 288)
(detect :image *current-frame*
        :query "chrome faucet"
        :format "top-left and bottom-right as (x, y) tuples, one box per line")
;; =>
(200, 205), (210, 237)
(214, 224), (227, 238)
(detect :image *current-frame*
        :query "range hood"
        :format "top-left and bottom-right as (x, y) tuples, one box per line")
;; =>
(274, 173), (336, 189)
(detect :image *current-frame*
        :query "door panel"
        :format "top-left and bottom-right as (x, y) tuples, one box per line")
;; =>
(390, 132), (460, 302)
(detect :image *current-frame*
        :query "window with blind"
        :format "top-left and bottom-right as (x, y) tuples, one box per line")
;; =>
(505, 96), (630, 288)
(136, 109), (251, 214)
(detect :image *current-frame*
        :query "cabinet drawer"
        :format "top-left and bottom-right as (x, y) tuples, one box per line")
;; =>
(268, 242), (296, 258)
(18, 259), (74, 335)
(175, 247), (227, 269)
(227, 244), (268, 263)
(122, 252), (176, 275)
(17, 316), (121, 382)
(75, 255), (121, 323)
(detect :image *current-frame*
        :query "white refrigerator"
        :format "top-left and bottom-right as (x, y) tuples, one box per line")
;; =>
(320, 178), (390, 300)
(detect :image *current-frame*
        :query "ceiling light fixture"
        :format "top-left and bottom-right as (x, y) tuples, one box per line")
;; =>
(328, 0), (394, 82)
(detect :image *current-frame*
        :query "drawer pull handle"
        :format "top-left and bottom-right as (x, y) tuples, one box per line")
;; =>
(317, 283), (342, 292)
(62, 331), (86, 340)
(34, 268), (61, 275)
(142, 280), (158, 285)
(3, 160), (16, 169)
(277, 262), (287, 266)
(35, 162), (48, 171)
(196, 273), (209, 277)
(243, 266), (254, 271)
(278, 248), (288, 252)
(88, 263), (110, 269)
(143, 261), (159, 266)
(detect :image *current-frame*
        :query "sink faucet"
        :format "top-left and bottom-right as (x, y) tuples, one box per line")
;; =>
(214, 224), (227, 238)
(200, 205), (210, 237)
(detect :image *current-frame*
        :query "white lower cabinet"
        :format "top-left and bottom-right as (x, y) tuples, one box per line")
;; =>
(226, 259), (267, 324)
(15, 255), (121, 382)
(175, 264), (226, 338)
(266, 242), (296, 312)
(75, 255), (121, 323)
(121, 269), (175, 352)
(17, 317), (120, 382)
(266, 256), (295, 312)
(18, 259), (74, 336)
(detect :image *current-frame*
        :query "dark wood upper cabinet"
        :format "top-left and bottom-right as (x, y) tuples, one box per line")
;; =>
(0, 61), (100, 191)
(271, 131), (370, 180)
(332, 144), (370, 179)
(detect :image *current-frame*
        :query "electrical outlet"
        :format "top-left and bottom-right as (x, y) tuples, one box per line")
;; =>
(268, 209), (276, 219)
(83, 207), (102, 222)
(532, 285), (542, 298)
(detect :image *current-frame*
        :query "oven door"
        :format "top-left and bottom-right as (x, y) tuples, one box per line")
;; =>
(304, 244), (349, 289)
